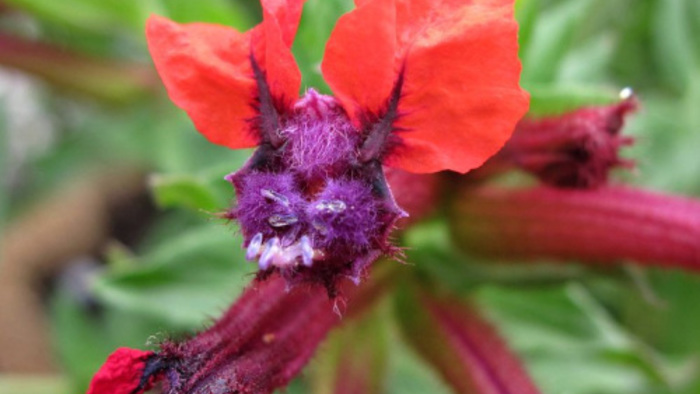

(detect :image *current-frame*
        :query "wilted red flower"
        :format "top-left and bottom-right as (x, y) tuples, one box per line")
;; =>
(146, 0), (528, 292)
(495, 96), (638, 188)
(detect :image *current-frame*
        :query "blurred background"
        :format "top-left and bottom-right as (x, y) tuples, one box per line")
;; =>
(1, 0), (700, 393)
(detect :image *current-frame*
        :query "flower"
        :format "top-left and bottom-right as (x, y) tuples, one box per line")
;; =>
(145, 0), (529, 292)
(58, 1), (700, 393)
(90, 1), (531, 393)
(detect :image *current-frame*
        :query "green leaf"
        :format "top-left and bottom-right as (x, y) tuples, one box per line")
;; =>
(385, 309), (452, 394)
(4, 0), (157, 36)
(150, 173), (222, 211)
(521, 0), (596, 85)
(627, 76), (700, 194)
(515, 0), (540, 58)
(403, 220), (587, 293)
(651, 0), (698, 92)
(293, 0), (353, 94)
(620, 269), (700, 359)
(93, 223), (254, 329)
(558, 33), (615, 83)
(310, 307), (389, 394)
(0, 102), (8, 228)
(477, 283), (676, 393)
(161, 0), (254, 29)
(527, 84), (623, 116)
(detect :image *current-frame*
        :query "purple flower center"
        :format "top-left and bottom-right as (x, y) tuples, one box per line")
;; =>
(225, 89), (405, 291)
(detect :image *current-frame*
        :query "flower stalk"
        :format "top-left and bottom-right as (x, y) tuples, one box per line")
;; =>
(89, 265), (395, 394)
(396, 287), (540, 394)
(450, 185), (700, 271)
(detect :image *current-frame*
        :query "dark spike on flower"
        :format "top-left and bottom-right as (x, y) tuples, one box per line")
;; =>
(492, 96), (638, 188)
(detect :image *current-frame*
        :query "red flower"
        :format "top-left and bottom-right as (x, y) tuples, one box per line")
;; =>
(145, 0), (528, 291)
(146, 0), (528, 174)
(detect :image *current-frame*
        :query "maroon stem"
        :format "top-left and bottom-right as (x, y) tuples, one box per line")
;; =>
(398, 289), (541, 394)
(451, 185), (700, 271)
(158, 264), (395, 394)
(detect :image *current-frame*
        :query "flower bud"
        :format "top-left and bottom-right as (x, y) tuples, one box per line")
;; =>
(483, 97), (637, 188)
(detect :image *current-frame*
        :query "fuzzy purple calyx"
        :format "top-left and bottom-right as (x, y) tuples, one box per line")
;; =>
(227, 89), (405, 293)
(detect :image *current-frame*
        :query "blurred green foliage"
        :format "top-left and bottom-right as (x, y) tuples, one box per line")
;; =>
(1, 0), (700, 393)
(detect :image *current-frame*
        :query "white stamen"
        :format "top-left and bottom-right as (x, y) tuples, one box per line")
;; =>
(300, 235), (313, 267)
(246, 232), (264, 261)
(259, 237), (280, 270)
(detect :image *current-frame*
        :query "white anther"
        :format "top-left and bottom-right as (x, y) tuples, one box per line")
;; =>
(300, 235), (313, 267)
(259, 237), (280, 270)
(246, 233), (264, 261)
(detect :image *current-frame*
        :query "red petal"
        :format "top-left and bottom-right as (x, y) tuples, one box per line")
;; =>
(146, 7), (302, 150)
(256, 8), (303, 109)
(87, 348), (154, 394)
(322, 0), (529, 173)
(321, 0), (397, 121)
(261, 0), (306, 47)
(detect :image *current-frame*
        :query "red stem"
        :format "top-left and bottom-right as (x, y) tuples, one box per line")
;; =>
(398, 290), (541, 394)
(451, 185), (700, 271)
(158, 265), (394, 393)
